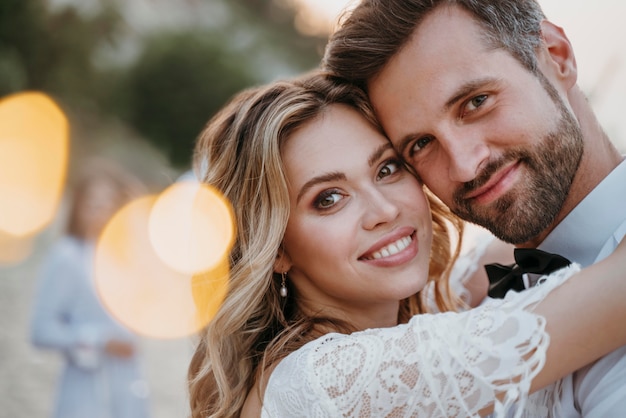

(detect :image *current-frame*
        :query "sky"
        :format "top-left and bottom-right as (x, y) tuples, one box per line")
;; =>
(295, 0), (626, 150)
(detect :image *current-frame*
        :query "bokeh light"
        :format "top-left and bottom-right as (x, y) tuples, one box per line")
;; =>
(148, 181), (235, 275)
(287, 0), (358, 35)
(94, 194), (232, 339)
(0, 91), (68, 238)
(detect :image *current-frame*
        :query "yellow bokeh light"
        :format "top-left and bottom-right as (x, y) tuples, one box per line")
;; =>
(0, 91), (69, 237)
(285, 0), (357, 35)
(94, 196), (230, 339)
(148, 181), (235, 275)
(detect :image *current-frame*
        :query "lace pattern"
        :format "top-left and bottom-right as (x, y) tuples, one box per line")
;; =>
(262, 264), (580, 418)
(448, 225), (496, 305)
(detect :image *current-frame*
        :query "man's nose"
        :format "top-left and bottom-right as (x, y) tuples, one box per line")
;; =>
(439, 129), (489, 183)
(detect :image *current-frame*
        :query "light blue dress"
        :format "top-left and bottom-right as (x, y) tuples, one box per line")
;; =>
(30, 236), (151, 418)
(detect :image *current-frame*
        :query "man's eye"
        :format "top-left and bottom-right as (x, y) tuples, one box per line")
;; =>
(466, 94), (487, 112)
(410, 136), (434, 155)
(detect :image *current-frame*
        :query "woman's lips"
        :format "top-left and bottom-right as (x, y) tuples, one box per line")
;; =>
(361, 234), (413, 260)
(359, 227), (419, 267)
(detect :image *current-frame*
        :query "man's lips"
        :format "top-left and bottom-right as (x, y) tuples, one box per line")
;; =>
(464, 161), (521, 204)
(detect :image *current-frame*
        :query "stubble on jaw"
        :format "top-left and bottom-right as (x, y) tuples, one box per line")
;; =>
(451, 105), (584, 245)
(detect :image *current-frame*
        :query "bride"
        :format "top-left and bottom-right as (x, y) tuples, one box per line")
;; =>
(187, 72), (626, 418)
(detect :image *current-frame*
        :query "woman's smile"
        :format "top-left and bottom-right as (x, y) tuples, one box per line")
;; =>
(362, 234), (413, 260)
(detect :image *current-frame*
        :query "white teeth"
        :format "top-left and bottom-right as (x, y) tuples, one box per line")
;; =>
(368, 235), (412, 260)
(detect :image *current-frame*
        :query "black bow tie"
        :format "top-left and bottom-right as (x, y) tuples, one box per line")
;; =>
(485, 248), (571, 299)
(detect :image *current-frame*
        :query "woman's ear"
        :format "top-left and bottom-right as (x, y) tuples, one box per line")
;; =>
(538, 20), (578, 89)
(273, 246), (292, 274)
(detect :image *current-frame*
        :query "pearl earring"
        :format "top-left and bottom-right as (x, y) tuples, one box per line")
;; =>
(280, 272), (288, 298)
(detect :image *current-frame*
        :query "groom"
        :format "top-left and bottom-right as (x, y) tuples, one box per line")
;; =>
(324, 0), (626, 416)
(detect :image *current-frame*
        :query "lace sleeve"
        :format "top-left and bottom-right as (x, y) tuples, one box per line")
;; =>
(448, 225), (496, 305)
(262, 264), (581, 418)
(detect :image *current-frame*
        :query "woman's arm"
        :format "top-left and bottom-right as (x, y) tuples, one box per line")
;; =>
(449, 225), (515, 307)
(530, 236), (626, 392)
(462, 236), (515, 307)
(262, 239), (626, 417)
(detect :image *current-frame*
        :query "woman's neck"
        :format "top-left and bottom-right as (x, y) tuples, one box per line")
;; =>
(298, 300), (400, 332)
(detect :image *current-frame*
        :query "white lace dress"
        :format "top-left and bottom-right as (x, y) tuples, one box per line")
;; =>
(261, 252), (579, 417)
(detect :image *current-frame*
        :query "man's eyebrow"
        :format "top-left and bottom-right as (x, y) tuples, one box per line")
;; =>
(444, 77), (500, 110)
(296, 172), (345, 204)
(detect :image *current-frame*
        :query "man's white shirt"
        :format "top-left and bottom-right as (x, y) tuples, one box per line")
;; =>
(537, 157), (626, 417)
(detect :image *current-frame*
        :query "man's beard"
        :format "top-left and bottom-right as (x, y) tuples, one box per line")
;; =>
(451, 97), (584, 244)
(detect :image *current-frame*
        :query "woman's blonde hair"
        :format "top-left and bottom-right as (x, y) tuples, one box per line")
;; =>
(188, 71), (464, 418)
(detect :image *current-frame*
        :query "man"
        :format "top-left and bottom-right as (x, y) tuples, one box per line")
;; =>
(324, 0), (626, 416)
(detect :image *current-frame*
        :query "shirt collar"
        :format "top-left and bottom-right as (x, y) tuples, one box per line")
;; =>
(538, 157), (626, 267)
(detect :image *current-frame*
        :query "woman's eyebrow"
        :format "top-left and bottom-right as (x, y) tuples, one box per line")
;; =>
(296, 142), (392, 204)
(296, 172), (345, 204)
(368, 142), (393, 167)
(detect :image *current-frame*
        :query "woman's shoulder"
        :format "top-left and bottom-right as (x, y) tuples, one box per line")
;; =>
(243, 354), (294, 418)
(263, 325), (456, 416)
(241, 377), (265, 418)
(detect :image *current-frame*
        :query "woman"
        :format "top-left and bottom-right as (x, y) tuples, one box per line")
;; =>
(188, 72), (626, 418)
(30, 159), (151, 418)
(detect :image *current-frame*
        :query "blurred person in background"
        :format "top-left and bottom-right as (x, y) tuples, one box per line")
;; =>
(30, 158), (152, 418)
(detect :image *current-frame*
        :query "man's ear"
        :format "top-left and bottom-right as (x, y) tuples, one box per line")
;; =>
(273, 246), (292, 274)
(538, 20), (578, 89)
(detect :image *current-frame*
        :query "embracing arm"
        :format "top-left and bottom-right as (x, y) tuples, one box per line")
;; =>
(448, 225), (514, 308)
(461, 236), (514, 307)
(530, 236), (626, 392)
(262, 239), (626, 417)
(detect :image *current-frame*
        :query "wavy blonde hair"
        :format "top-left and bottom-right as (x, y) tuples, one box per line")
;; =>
(188, 71), (464, 418)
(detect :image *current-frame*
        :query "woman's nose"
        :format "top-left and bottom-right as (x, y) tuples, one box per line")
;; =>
(361, 189), (400, 230)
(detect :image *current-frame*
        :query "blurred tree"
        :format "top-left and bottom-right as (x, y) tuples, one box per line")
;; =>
(234, 0), (326, 70)
(114, 0), (325, 169)
(119, 32), (259, 168)
(0, 0), (45, 95)
(0, 0), (121, 104)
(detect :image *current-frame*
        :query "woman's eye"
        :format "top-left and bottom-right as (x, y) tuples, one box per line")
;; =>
(377, 159), (401, 180)
(314, 190), (343, 209)
(466, 94), (487, 112)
